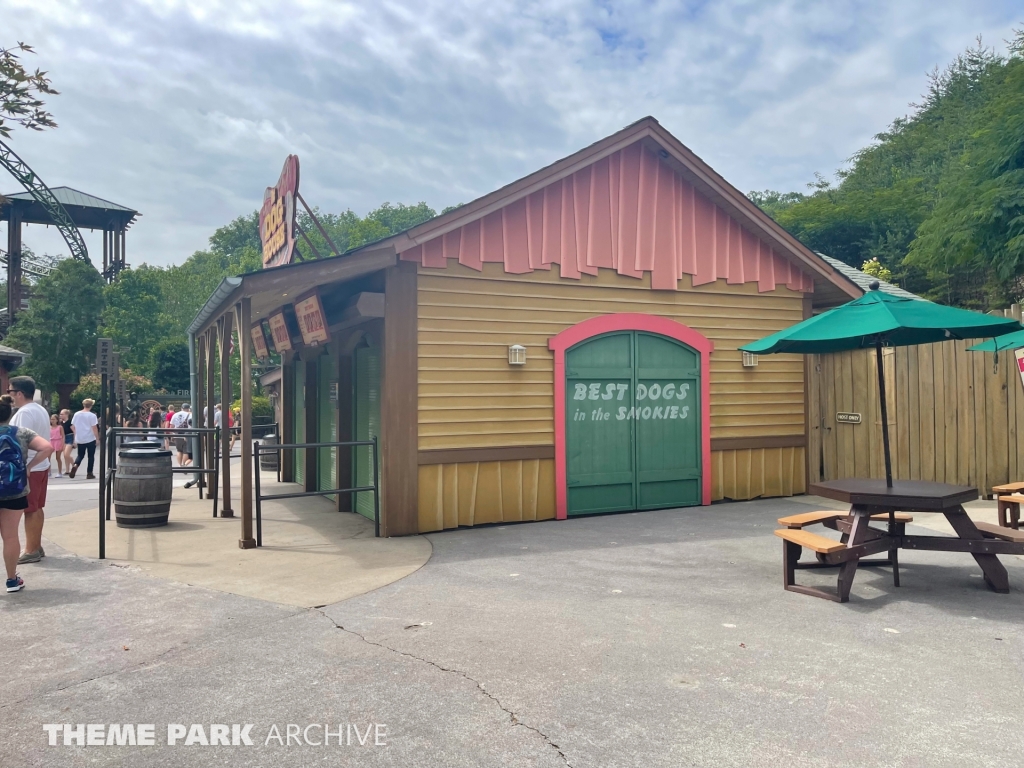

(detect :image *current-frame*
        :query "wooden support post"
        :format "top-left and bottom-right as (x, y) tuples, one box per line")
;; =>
(218, 313), (234, 517)
(237, 298), (255, 548)
(196, 334), (207, 489)
(7, 210), (22, 325)
(381, 260), (418, 536)
(206, 328), (216, 485)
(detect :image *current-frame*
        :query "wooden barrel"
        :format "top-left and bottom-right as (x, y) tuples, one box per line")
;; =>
(259, 434), (279, 471)
(114, 448), (173, 528)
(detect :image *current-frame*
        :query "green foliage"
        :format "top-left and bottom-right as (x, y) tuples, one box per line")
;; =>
(762, 31), (1024, 308)
(0, 42), (58, 138)
(72, 369), (152, 404)
(861, 258), (893, 283)
(150, 339), (191, 392)
(5, 259), (104, 391)
(292, 201), (436, 262)
(17, 183), (439, 400)
(231, 395), (273, 419)
(747, 190), (806, 220)
(100, 266), (164, 375)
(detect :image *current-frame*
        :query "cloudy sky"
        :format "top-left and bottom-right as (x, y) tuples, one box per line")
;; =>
(3, 0), (1021, 267)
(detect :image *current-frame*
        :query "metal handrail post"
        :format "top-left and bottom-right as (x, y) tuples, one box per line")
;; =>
(212, 434), (219, 518)
(254, 440), (263, 547)
(372, 436), (380, 538)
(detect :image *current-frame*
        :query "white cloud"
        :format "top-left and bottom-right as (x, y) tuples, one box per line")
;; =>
(3, 0), (1021, 266)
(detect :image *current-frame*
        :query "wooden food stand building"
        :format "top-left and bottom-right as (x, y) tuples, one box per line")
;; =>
(190, 117), (862, 544)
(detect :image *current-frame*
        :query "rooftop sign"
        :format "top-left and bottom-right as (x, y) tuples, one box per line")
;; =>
(259, 155), (300, 268)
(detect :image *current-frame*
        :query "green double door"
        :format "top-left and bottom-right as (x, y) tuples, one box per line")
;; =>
(317, 356), (337, 499)
(565, 331), (701, 515)
(292, 362), (305, 487)
(353, 344), (381, 520)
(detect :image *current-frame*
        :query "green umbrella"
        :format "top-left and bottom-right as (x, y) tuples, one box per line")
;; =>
(741, 283), (1021, 487)
(966, 328), (1024, 353)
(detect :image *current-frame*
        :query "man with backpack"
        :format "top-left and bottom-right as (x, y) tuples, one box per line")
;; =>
(8, 377), (52, 564)
(0, 393), (54, 593)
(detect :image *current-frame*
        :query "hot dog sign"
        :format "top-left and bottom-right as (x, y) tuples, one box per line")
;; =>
(571, 381), (691, 421)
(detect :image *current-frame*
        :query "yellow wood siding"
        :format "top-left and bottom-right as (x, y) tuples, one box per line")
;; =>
(711, 447), (806, 501)
(416, 262), (808, 530)
(418, 460), (556, 532)
(418, 261), (806, 451)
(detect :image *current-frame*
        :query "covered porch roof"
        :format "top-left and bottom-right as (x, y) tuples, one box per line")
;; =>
(188, 245), (396, 337)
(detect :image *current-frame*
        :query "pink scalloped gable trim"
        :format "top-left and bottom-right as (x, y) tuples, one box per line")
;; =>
(548, 314), (713, 520)
(400, 142), (815, 293)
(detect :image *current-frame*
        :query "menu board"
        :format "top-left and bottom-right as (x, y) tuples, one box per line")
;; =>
(251, 323), (270, 360)
(294, 291), (330, 347)
(267, 309), (292, 353)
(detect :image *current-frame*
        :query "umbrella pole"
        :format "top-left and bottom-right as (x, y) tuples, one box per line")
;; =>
(875, 340), (894, 488)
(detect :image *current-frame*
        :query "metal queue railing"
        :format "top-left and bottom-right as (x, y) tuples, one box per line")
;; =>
(97, 424), (376, 557)
(253, 437), (380, 546)
(99, 425), (220, 559)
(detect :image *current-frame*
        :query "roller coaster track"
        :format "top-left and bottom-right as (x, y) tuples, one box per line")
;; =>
(0, 246), (58, 279)
(0, 137), (89, 263)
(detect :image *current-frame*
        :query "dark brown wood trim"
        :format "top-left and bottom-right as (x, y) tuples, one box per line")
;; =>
(236, 297), (256, 547)
(418, 445), (556, 465)
(381, 260), (419, 536)
(803, 294), (814, 488)
(711, 435), (807, 452)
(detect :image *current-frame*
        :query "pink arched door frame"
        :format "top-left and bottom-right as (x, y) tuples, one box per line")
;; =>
(548, 313), (713, 519)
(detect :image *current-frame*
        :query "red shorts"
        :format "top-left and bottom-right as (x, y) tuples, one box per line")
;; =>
(26, 469), (48, 513)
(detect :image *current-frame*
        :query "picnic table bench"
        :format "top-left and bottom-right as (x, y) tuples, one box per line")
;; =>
(993, 483), (1024, 529)
(772, 480), (1024, 603)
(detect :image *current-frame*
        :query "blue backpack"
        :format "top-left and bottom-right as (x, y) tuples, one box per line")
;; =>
(0, 426), (27, 498)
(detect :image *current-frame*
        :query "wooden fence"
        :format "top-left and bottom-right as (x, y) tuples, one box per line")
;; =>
(808, 306), (1024, 496)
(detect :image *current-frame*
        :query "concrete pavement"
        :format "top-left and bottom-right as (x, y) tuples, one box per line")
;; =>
(3, 495), (1024, 767)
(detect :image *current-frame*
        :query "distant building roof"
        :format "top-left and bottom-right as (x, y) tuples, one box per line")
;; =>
(4, 186), (136, 213)
(0, 343), (26, 361)
(817, 253), (920, 300)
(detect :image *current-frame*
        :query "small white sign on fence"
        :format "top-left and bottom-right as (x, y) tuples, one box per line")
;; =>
(1015, 347), (1024, 392)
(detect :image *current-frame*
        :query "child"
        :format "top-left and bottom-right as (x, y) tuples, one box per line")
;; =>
(49, 414), (65, 478)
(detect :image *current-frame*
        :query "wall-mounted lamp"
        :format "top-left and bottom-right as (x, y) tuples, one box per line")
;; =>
(508, 344), (527, 366)
(741, 351), (758, 368)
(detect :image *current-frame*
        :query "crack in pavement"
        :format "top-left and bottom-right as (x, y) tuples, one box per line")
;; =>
(314, 609), (573, 768)
(0, 603), (307, 713)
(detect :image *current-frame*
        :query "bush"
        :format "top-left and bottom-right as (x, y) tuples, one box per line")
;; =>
(71, 370), (154, 410)
(231, 395), (273, 419)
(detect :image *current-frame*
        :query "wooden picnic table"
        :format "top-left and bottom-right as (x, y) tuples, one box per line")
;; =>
(807, 479), (1024, 601)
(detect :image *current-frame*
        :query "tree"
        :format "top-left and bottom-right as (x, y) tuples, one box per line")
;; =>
(5, 259), (104, 391)
(151, 340), (191, 392)
(72, 369), (152, 404)
(757, 32), (1024, 307)
(0, 42), (58, 138)
(861, 258), (893, 283)
(100, 266), (165, 375)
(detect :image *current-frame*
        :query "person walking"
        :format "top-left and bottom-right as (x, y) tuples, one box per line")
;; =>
(9, 377), (54, 565)
(49, 415), (65, 478)
(147, 407), (163, 445)
(68, 399), (99, 479)
(170, 404), (192, 467)
(60, 409), (73, 469)
(0, 394), (54, 592)
(163, 404), (176, 449)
